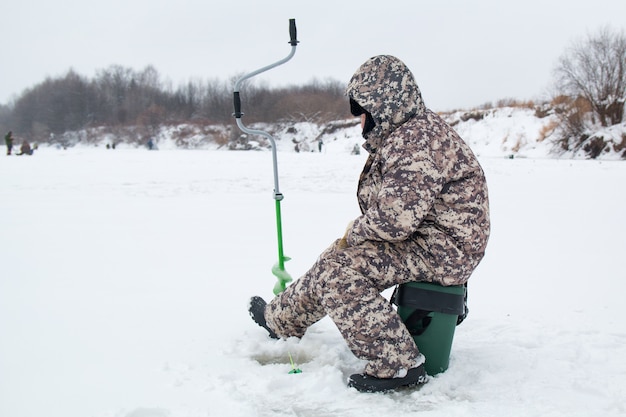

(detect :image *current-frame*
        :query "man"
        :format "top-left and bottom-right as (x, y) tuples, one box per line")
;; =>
(5, 131), (13, 155)
(18, 141), (33, 155)
(250, 55), (490, 392)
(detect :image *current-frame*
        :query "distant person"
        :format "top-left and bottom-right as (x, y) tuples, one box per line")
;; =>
(5, 131), (13, 155)
(318, 138), (324, 152)
(17, 141), (33, 155)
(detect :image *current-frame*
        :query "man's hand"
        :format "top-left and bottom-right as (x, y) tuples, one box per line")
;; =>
(337, 220), (355, 249)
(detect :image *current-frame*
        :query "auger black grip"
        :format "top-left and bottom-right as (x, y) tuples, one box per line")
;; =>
(233, 91), (242, 118)
(289, 19), (298, 46)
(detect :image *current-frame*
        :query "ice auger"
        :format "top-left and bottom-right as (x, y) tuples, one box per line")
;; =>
(233, 19), (299, 295)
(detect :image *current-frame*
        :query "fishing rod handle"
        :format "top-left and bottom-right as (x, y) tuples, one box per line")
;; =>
(289, 19), (298, 46)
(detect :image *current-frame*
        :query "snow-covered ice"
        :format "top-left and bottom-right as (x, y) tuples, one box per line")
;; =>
(1, 143), (625, 417)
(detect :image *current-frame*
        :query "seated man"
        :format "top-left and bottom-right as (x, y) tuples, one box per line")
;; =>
(250, 55), (490, 392)
(18, 141), (33, 155)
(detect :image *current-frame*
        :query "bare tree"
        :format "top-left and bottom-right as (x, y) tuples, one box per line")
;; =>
(4, 64), (349, 142)
(201, 78), (232, 122)
(554, 26), (626, 127)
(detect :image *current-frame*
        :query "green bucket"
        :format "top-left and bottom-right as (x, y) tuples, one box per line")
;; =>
(395, 282), (466, 375)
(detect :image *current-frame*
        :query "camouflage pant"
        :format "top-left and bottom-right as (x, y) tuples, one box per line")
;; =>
(265, 238), (432, 378)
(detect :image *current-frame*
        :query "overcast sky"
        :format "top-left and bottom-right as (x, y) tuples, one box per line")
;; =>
(2, 0), (625, 111)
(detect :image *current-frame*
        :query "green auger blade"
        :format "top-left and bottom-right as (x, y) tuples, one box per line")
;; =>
(272, 257), (292, 295)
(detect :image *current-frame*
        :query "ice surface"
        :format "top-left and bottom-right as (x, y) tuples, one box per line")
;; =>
(1, 144), (625, 417)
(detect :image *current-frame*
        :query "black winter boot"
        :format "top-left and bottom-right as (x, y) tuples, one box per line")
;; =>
(248, 296), (278, 339)
(347, 363), (427, 393)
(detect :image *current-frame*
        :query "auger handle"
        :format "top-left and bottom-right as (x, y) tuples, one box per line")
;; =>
(233, 91), (242, 119)
(289, 19), (298, 46)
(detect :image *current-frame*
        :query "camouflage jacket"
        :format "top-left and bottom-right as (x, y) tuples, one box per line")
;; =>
(345, 55), (490, 285)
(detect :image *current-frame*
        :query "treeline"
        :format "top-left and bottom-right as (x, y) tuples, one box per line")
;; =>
(2, 27), (624, 151)
(0, 65), (350, 142)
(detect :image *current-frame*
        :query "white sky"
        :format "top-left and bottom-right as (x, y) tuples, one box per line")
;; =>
(1, 0), (625, 111)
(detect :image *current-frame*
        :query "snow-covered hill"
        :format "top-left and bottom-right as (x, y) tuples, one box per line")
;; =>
(50, 106), (626, 160)
(445, 107), (626, 160)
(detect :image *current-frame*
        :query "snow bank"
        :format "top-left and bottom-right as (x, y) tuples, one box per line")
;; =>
(42, 106), (625, 160)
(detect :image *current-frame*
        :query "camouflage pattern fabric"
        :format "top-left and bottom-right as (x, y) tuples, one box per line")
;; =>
(265, 55), (490, 379)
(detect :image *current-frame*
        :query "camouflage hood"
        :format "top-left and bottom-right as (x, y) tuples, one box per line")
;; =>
(346, 55), (426, 150)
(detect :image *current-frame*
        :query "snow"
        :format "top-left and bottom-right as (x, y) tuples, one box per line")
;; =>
(46, 106), (625, 161)
(1, 142), (626, 417)
(446, 107), (559, 158)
